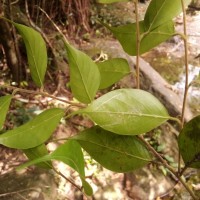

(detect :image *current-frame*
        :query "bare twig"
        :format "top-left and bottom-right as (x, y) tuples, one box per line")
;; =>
(52, 166), (83, 195)
(24, 0), (57, 60)
(134, 0), (140, 89)
(0, 84), (86, 108)
(138, 136), (198, 199)
(177, 0), (190, 175)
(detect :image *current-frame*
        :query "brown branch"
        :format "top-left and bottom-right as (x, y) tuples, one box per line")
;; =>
(0, 84), (86, 108)
(138, 135), (198, 199)
(134, 0), (140, 89)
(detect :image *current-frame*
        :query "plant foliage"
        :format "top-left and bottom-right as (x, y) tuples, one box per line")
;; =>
(0, 0), (198, 198)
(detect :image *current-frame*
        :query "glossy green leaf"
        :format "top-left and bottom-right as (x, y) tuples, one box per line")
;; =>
(97, 58), (130, 89)
(78, 89), (170, 135)
(23, 144), (52, 169)
(65, 42), (100, 104)
(0, 95), (12, 130)
(96, 0), (128, 3)
(73, 126), (152, 172)
(18, 140), (93, 196)
(0, 108), (64, 149)
(144, 0), (191, 31)
(106, 20), (175, 55)
(12, 22), (47, 87)
(178, 115), (200, 169)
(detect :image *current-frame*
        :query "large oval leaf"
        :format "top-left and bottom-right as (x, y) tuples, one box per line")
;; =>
(78, 89), (170, 135)
(178, 115), (200, 169)
(105, 20), (175, 56)
(23, 144), (52, 169)
(18, 140), (93, 196)
(13, 22), (47, 87)
(65, 43), (100, 104)
(0, 95), (12, 130)
(73, 126), (152, 172)
(144, 0), (191, 31)
(97, 58), (130, 89)
(0, 108), (64, 149)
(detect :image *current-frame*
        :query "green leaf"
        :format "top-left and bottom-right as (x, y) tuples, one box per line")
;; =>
(78, 89), (170, 135)
(96, 0), (128, 3)
(18, 140), (93, 196)
(140, 21), (175, 54)
(105, 20), (175, 55)
(0, 95), (12, 130)
(73, 126), (152, 172)
(65, 42), (100, 104)
(23, 144), (52, 169)
(97, 58), (130, 89)
(0, 108), (64, 149)
(13, 22), (47, 87)
(178, 115), (200, 169)
(144, 0), (191, 31)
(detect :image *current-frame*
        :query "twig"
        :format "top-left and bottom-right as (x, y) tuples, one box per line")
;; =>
(0, 187), (40, 197)
(138, 135), (198, 199)
(24, 0), (57, 60)
(0, 84), (86, 108)
(180, 0), (189, 128)
(178, 0), (190, 175)
(52, 166), (84, 194)
(134, 0), (140, 89)
(37, 7), (69, 44)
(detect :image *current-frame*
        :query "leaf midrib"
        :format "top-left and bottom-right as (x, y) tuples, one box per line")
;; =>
(84, 111), (169, 120)
(78, 139), (151, 162)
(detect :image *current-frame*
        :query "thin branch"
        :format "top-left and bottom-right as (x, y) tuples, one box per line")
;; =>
(0, 188), (40, 197)
(37, 6), (69, 44)
(0, 84), (86, 108)
(178, 0), (190, 175)
(52, 166), (83, 194)
(24, 0), (57, 61)
(134, 0), (140, 89)
(138, 135), (198, 199)
(180, 0), (189, 127)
